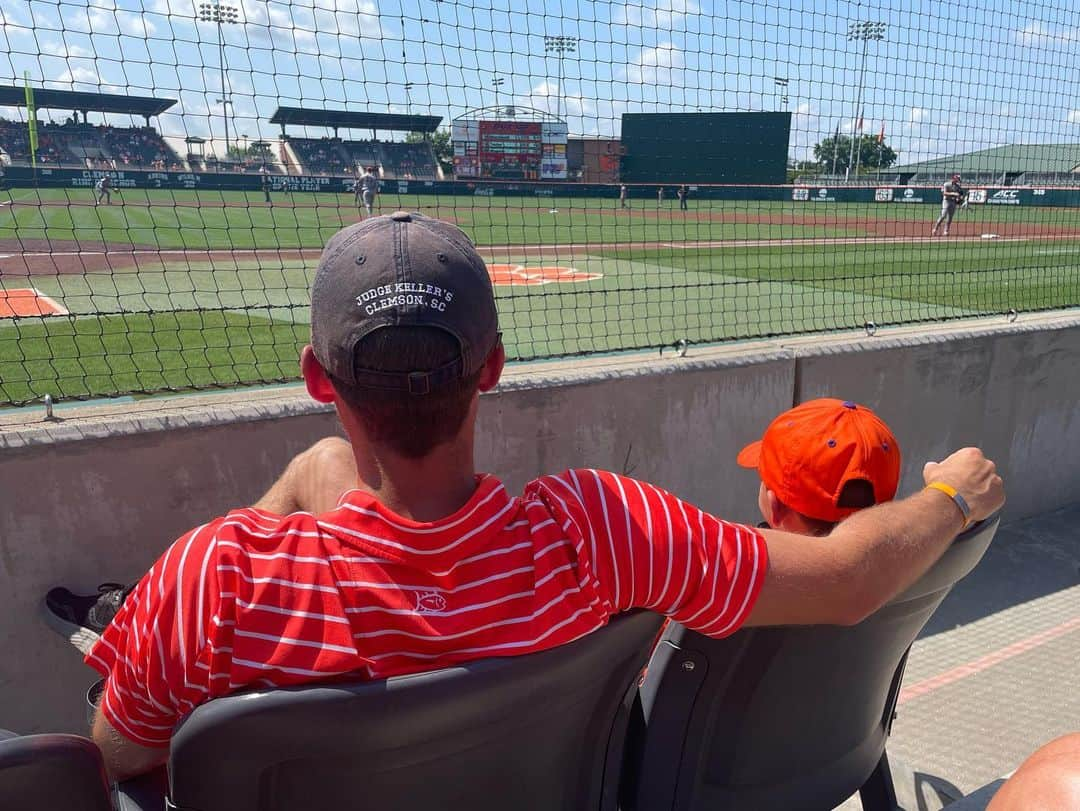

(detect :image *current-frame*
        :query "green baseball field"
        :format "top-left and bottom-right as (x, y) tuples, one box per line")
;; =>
(2, 187), (1079, 405)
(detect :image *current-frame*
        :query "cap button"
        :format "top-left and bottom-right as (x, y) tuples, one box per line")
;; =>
(842, 400), (857, 409)
(390, 211), (412, 222)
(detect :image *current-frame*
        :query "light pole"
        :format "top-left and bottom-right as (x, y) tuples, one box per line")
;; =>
(774, 76), (789, 111)
(404, 82), (414, 115)
(198, 2), (240, 158)
(492, 76), (505, 111)
(845, 20), (886, 181)
(544, 35), (577, 121)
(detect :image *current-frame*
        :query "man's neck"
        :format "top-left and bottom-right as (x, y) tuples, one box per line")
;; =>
(349, 435), (479, 523)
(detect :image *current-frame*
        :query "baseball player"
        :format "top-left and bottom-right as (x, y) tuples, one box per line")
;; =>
(932, 173), (966, 236)
(657, 186), (664, 208)
(260, 166), (271, 204)
(677, 184), (689, 211)
(619, 183), (628, 209)
(357, 166), (379, 218)
(94, 175), (112, 206)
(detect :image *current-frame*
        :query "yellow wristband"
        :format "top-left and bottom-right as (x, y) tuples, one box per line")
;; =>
(925, 481), (972, 527)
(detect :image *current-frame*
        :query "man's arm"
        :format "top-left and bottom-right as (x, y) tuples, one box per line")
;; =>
(250, 436), (357, 515)
(91, 707), (167, 782)
(747, 447), (1002, 627)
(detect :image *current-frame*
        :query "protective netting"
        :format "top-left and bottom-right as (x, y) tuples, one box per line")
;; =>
(1, 1), (1079, 405)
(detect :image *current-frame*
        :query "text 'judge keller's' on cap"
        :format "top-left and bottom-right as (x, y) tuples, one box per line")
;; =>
(310, 211), (500, 394)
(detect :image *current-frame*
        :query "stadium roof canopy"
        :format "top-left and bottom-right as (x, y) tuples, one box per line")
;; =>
(269, 107), (442, 133)
(0, 85), (176, 117)
(896, 143), (1080, 174)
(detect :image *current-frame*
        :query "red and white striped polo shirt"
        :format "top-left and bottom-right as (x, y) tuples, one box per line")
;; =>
(87, 469), (767, 747)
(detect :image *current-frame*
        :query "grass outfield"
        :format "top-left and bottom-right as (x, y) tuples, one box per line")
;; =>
(2, 188), (1080, 404)
(4, 187), (1080, 250)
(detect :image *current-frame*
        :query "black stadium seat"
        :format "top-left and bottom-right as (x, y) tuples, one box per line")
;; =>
(0, 732), (113, 811)
(628, 515), (1000, 811)
(116, 610), (664, 811)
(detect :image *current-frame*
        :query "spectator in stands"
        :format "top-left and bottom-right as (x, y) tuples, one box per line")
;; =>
(44, 213), (1003, 781)
(737, 399), (900, 536)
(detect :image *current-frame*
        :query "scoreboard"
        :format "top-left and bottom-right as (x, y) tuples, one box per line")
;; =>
(453, 119), (567, 179)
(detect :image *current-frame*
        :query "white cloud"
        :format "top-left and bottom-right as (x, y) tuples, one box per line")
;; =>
(1017, 23), (1080, 47)
(63, 0), (157, 37)
(909, 107), (929, 123)
(793, 102), (813, 117)
(49, 65), (103, 91)
(1068, 110), (1080, 124)
(515, 80), (594, 120)
(613, 0), (700, 28)
(624, 42), (684, 85)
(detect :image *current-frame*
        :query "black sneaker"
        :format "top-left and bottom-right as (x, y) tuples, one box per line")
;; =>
(43, 582), (134, 655)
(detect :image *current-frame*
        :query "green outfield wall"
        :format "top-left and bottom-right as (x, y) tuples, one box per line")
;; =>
(6, 166), (1080, 206)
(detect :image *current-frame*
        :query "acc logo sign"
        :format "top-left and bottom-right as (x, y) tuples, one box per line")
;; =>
(903, 188), (915, 198)
(987, 189), (1021, 205)
(487, 264), (603, 286)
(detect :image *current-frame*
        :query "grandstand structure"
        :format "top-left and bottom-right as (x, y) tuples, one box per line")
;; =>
(895, 143), (1080, 187)
(269, 107), (443, 179)
(0, 85), (183, 170)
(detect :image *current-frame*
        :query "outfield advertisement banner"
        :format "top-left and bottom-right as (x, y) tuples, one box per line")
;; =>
(5, 169), (1079, 206)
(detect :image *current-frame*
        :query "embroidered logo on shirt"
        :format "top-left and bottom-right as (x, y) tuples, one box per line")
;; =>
(415, 592), (448, 613)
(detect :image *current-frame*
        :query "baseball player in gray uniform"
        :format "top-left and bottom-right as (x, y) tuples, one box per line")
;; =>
(357, 166), (379, 218)
(94, 175), (112, 206)
(932, 173), (966, 236)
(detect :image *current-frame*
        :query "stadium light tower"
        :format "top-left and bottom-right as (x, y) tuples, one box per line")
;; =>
(845, 20), (887, 181)
(774, 76), (789, 111)
(404, 82), (415, 115)
(492, 76), (505, 110)
(197, 2), (240, 158)
(544, 35), (577, 121)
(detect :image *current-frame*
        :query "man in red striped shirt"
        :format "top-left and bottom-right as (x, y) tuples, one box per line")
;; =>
(54, 212), (1003, 780)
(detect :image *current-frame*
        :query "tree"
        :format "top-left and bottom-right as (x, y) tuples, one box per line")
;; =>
(812, 134), (898, 175)
(407, 129), (452, 175)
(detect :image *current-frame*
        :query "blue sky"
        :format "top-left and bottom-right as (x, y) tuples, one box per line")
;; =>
(0, 0), (1078, 164)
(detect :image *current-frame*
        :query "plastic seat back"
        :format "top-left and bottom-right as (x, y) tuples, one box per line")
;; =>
(631, 516), (999, 811)
(0, 732), (112, 811)
(163, 611), (663, 811)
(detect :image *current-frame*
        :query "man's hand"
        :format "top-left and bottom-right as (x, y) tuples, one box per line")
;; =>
(923, 447), (1004, 522)
(748, 447), (1005, 628)
(251, 437), (358, 515)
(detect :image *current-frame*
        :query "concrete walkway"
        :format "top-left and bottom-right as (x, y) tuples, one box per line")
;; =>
(838, 503), (1080, 810)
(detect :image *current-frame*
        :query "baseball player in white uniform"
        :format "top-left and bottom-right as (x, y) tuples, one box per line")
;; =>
(932, 173), (966, 236)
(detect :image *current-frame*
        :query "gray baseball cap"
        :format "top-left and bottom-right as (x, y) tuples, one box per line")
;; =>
(310, 211), (499, 394)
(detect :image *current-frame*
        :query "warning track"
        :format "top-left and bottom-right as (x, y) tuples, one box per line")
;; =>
(1, 232), (1077, 276)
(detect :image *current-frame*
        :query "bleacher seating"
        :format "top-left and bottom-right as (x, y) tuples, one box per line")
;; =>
(0, 119), (182, 169)
(341, 139), (380, 171)
(378, 141), (437, 179)
(286, 136), (350, 175)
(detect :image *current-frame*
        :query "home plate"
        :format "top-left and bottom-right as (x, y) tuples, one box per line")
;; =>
(981, 233), (1000, 239)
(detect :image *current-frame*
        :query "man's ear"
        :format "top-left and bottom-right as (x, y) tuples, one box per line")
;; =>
(763, 487), (787, 528)
(477, 339), (506, 393)
(301, 346), (337, 404)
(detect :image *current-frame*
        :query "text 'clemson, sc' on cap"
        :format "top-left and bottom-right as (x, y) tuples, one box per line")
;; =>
(310, 212), (499, 394)
(737, 398), (901, 524)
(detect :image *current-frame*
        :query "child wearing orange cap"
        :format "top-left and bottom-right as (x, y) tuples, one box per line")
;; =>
(737, 398), (901, 536)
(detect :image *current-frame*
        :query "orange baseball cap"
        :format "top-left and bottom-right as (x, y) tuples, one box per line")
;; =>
(737, 398), (901, 523)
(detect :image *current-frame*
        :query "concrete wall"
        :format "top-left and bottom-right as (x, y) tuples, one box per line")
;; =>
(2, 311), (1079, 734)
